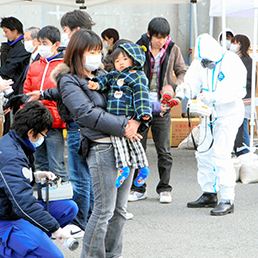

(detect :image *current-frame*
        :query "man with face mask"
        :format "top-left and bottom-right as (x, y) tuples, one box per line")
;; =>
(60, 10), (95, 47)
(10, 27), (40, 98)
(0, 101), (78, 258)
(218, 28), (234, 50)
(175, 33), (247, 216)
(23, 26), (68, 183)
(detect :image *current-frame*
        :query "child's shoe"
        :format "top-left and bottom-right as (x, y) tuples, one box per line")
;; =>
(116, 167), (130, 188)
(134, 167), (149, 187)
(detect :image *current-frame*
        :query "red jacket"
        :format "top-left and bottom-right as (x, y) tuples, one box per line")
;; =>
(23, 54), (65, 129)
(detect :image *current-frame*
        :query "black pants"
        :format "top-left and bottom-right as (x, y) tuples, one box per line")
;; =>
(131, 112), (173, 194)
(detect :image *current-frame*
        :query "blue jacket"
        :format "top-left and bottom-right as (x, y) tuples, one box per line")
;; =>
(95, 43), (152, 121)
(0, 130), (59, 233)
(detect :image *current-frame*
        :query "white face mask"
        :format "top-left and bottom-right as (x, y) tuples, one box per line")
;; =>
(24, 40), (36, 53)
(31, 136), (44, 148)
(230, 44), (241, 53)
(38, 45), (54, 59)
(61, 32), (70, 47)
(84, 54), (102, 71)
(220, 40), (232, 50)
(103, 41), (110, 49)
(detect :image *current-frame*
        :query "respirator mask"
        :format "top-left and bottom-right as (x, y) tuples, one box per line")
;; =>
(201, 59), (216, 70)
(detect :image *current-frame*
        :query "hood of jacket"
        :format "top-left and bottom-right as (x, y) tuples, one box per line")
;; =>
(118, 43), (146, 70)
(194, 33), (223, 62)
(51, 63), (71, 85)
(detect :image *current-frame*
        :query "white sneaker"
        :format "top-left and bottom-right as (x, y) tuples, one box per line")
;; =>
(63, 224), (85, 239)
(128, 190), (147, 202)
(159, 191), (172, 203)
(124, 212), (134, 220)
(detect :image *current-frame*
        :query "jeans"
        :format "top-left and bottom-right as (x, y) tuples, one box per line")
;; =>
(34, 128), (68, 181)
(131, 112), (173, 194)
(81, 143), (133, 258)
(67, 122), (94, 230)
(234, 118), (250, 156)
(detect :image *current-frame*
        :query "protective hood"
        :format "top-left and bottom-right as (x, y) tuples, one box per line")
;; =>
(118, 43), (146, 70)
(194, 33), (223, 62)
(217, 28), (235, 42)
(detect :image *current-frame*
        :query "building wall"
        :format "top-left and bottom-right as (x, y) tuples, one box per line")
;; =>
(0, 0), (256, 65)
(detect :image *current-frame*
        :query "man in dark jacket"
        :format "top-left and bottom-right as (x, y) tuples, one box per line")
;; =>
(0, 17), (31, 134)
(128, 17), (187, 203)
(0, 101), (78, 258)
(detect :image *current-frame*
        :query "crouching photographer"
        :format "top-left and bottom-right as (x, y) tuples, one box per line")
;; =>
(0, 101), (78, 258)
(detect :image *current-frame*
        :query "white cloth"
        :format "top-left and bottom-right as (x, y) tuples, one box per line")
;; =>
(177, 33), (247, 201)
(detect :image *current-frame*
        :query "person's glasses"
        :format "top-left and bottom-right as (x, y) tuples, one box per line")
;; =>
(40, 132), (48, 139)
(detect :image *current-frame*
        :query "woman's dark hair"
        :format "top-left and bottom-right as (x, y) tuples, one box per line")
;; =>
(101, 28), (119, 44)
(37, 25), (60, 44)
(112, 47), (129, 64)
(64, 29), (102, 78)
(0, 17), (24, 34)
(148, 17), (170, 39)
(61, 10), (95, 31)
(232, 34), (251, 59)
(11, 101), (53, 139)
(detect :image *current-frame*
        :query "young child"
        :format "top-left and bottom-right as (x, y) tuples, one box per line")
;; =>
(88, 43), (152, 188)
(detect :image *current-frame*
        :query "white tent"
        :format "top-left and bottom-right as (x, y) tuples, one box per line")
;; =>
(0, 0), (198, 8)
(210, 0), (258, 149)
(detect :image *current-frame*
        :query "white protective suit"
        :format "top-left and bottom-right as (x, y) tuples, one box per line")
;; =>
(176, 33), (247, 202)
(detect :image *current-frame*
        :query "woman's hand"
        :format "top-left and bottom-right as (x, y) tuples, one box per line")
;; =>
(142, 115), (150, 121)
(26, 91), (41, 101)
(88, 80), (98, 90)
(124, 120), (142, 142)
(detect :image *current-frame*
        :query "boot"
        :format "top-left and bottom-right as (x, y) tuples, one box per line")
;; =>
(187, 192), (217, 208)
(210, 202), (234, 216)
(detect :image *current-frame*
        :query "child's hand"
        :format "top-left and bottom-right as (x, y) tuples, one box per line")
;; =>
(142, 115), (150, 121)
(88, 80), (98, 90)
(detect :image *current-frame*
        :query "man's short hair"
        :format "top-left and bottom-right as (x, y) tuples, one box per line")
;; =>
(37, 25), (60, 44)
(11, 101), (53, 138)
(0, 16), (24, 34)
(148, 17), (170, 39)
(60, 10), (95, 31)
(25, 26), (40, 40)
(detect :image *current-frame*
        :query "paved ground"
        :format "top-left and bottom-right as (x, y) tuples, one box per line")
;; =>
(58, 139), (258, 258)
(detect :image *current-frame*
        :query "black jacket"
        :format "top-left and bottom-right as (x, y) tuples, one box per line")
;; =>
(136, 33), (174, 94)
(241, 56), (253, 99)
(0, 130), (59, 233)
(0, 39), (30, 91)
(51, 63), (128, 141)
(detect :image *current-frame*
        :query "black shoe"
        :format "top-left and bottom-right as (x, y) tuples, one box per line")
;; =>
(187, 192), (217, 208)
(210, 202), (234, 216)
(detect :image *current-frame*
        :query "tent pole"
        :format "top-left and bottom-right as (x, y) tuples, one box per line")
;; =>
(192, 1), (198, 40)
(209, 17), (214, 36)
(221, 0), (226, 51)
(250, 4), (258, 148)
(189, 2), (193, 64)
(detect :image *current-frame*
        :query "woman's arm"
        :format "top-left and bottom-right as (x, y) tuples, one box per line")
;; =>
(59, 75), (128, 138)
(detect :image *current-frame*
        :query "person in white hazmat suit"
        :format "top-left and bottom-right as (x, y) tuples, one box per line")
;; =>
(175, 33), (247, 216)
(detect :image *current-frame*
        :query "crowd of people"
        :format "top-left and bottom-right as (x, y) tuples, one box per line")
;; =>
(0, 9), (253, 258)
